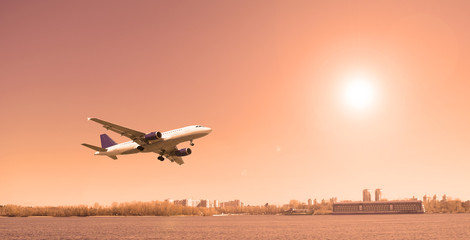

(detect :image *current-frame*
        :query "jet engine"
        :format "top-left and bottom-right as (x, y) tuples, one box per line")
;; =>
(174, 148), (192, 157)
(144, 131), (162, 141)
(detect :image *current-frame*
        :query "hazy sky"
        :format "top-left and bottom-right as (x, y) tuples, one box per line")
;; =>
(1, 0), (470, 206)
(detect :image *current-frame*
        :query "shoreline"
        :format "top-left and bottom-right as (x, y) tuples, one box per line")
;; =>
(2, 213), (470, 218)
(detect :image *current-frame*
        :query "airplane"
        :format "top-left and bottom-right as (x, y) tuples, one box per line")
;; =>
(82, 118), (212, 165)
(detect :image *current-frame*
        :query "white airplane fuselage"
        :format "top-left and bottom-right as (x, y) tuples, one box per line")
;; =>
(94, 125), (212, 157)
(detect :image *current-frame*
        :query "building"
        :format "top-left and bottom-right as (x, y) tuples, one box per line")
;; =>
(183, 199), (192, 207)
(363, 189), (371, 202)
(284, 208), (314, 215)
(198, 200), (210, 208)
(175, 199), (196, 207)
(333, 200), (424, 214)
(192, 200), (200, 207)
(308, 198), (312, 207)
(375, 189), (382, 202)
(173, 199), (243, 208)
(221, 200), (242, 207)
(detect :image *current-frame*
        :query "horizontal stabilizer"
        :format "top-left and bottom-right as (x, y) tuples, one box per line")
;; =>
(107, 155), (118, 160)
(82, 143), (107, 152)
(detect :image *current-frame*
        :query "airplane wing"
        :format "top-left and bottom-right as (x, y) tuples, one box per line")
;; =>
(166, 155), (185, 165)
(158, 146), (185, 165)
(88, 118), (147, 145)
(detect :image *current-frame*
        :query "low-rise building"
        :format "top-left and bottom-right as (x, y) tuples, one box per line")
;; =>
(333, 200), (425, 214)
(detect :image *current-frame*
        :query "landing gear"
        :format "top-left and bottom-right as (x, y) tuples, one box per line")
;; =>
(158, 156), (164, 161)
(190, 140), (194, 146)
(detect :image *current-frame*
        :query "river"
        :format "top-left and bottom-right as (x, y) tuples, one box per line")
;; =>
(1, 214), (469, 239)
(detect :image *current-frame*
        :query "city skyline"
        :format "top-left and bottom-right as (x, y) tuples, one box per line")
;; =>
(2, 187), (461, 208)
(155, 188), (469, 207)
(1, 1), (470, 206)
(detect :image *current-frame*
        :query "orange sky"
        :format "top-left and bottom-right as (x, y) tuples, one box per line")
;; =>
(1, 0), (470, 206)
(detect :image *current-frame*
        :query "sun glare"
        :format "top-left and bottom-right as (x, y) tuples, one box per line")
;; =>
(342, 74), (376, 111)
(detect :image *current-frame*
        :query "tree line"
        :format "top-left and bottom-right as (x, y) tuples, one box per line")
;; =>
(2, 196), (469, 217)
(0, 201), (286, 217)
(422, 195), (470, 213)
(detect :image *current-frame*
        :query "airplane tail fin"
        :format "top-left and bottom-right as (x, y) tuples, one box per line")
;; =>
(82, 143), (107, 152)
(100, 134), (117, 148)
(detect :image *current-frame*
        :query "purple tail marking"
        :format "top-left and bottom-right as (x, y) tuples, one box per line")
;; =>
(100, 134), (117, 148)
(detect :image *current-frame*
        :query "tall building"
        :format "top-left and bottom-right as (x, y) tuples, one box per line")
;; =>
(198, 200), (209, 208)
(192, 200), (201, 207)
(214, 200), (219, 208)
(221, 200), (242, 207)
(375, 189), (382, 202)
(182, 199), (192, 207)
(363, 189), (371, 202)
(308, 198), (312, 207)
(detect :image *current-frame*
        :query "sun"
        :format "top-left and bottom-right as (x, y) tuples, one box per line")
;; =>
(342, 74), (376, 110)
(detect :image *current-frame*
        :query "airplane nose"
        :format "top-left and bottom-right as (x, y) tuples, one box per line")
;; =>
(206, 127), (212, 133)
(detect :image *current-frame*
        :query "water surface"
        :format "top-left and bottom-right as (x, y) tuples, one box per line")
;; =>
(1, 214), (469, 239)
